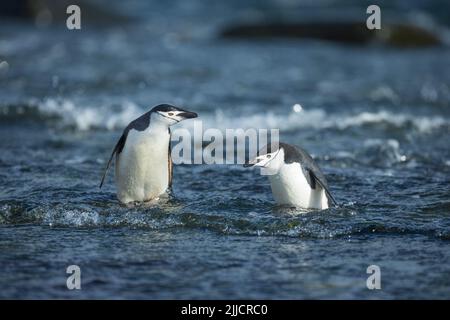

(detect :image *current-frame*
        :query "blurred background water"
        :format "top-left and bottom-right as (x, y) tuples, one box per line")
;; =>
(0, 0), (449, 299)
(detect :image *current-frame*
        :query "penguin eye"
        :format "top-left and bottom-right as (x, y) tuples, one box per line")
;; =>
(267, 154), (271, 158)
(168, 112), (174, 116)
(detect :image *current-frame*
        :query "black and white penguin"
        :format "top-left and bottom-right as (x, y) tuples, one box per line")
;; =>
(99, 104), (197, 204)
(244, 142), (337, 209)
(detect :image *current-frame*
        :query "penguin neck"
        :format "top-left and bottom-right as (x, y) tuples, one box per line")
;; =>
(147, 113), (171, 134)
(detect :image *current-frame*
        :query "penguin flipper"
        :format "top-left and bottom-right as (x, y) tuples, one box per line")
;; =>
(308, 170), (338, 206)
(167, 129), (173, 190)
(99, 133), (126, 188)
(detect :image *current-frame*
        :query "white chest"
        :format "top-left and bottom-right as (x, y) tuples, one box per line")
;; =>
(115, 128), (170, 203)
(268, 163), (328, 209)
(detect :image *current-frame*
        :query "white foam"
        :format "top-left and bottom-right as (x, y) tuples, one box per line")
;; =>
(193, 109), (448, 134)
(363, 138), (406, 164)
(44, 208), (100, 226)
(37, 98), (142, 131)
(35, 98), (448, 133)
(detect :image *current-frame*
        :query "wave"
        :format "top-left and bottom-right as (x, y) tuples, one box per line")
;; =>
(207, 109), (449, 133)
(1, 200), (449, 240)
(0, 98), (143, 131)
(0, 98), (448, 134)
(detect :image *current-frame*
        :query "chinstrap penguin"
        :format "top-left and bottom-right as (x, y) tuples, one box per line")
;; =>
(244, 142), (337, 209)
(99, 104), (198, 204)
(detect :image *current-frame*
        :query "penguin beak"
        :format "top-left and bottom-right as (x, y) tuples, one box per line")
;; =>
(159, 109), (198, 123)
(243, 158), (258, 167)
(178, 111), (198, 119)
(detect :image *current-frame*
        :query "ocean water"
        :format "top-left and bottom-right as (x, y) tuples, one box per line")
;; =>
(1, 0), (450, 299)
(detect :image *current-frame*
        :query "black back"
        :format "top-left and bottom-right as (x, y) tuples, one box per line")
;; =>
(266, 142), (337, 206)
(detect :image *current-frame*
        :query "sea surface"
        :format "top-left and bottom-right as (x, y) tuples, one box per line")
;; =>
(0, 0), (449, 299)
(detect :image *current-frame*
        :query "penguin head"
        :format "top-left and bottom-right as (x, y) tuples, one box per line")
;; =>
(244, 143), (285, 172)
(151, 104), (198, 125)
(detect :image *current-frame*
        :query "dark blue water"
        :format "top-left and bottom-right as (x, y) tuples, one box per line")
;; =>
(1, 0), (450, 299)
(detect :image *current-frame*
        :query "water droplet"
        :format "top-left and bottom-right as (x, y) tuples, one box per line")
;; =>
(292, 103), (303, 113)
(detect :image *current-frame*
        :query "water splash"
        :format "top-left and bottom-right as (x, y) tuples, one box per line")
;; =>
(1, 99), (448, 134)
